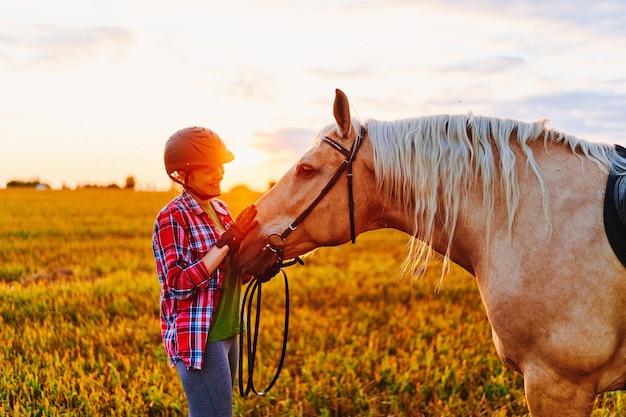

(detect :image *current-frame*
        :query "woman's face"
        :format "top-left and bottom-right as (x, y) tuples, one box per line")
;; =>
(186, 164), (225, 199)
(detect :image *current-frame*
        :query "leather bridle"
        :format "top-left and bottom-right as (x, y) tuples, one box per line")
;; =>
(260, 125), (367, 275)
(238, 126), (367, 398)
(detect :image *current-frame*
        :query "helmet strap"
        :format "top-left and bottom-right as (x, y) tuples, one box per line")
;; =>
(168, 172), (217, 201)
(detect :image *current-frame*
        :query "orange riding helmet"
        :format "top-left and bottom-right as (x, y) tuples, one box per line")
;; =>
(164, 126), (235, 175)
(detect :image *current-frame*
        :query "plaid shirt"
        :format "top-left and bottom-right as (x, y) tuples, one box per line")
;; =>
(152, 190), (234, 370)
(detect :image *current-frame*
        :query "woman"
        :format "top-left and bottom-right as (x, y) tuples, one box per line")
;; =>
(152, 126), (257, 416)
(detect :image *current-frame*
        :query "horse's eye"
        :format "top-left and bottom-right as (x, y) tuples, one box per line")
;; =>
(296, 164), (315, 178)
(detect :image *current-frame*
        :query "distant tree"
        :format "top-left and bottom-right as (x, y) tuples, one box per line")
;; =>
(124, 176), (136, 190)
(6, 179), (49, 188)
(80, 183), (120, 189)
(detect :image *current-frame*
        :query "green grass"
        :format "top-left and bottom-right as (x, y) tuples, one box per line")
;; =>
(0, 188), (623, 416)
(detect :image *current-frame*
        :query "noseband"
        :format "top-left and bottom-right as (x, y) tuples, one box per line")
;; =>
(260, 125), (367, 273)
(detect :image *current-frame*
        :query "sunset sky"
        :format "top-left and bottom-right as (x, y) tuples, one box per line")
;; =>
(2, 0), (625, 192)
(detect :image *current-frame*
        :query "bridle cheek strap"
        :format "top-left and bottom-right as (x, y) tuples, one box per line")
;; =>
(347, 152), (356, 243)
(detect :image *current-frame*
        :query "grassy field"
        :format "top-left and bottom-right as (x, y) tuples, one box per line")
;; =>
(0, 188), (624, 416)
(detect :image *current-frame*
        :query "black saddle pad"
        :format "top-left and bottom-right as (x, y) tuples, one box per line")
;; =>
(603, 145), (626, 267)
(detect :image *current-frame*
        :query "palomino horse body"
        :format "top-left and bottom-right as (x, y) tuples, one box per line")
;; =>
(232, 89), (626, 416)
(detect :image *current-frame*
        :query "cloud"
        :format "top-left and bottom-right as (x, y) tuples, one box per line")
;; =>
(308, 67), (375, 79)
(445, 56), (526, 73)
(507, 0), (626, 33)
(480, 90), (626, 144)
(0, 24), (135, 71)
(432, 0), (626, 23)
(217, 70), (278, 102)
(255, 127), (318, 154)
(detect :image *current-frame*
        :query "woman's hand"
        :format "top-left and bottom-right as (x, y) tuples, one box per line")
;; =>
(216, 205), (258, 253)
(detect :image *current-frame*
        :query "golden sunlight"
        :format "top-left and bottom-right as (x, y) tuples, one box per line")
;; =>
(228, 145), (270, 165)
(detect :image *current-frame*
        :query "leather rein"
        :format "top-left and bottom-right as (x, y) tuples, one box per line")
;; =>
(238, 126), (366, 397)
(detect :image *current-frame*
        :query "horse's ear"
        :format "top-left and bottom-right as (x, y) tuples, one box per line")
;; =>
(333, 89), (352, 139)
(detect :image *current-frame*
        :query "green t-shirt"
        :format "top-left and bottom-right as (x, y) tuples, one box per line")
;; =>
(202, 201), (241, 342)
(208, 262), (241, 342)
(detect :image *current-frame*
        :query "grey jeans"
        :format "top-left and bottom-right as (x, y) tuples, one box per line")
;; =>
(175, 336), (239, 417)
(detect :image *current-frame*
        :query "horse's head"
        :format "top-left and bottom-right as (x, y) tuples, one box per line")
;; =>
(231, 89), (381, 277)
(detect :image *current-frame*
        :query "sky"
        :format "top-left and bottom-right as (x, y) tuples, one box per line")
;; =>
(1, 0), (625, 192)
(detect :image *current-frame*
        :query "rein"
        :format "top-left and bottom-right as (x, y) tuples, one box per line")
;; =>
(238, 269), (289, 397)
(238, 126), (366, 398)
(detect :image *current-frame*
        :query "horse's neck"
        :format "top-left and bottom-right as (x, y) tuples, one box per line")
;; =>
(371, 132), (609, 278)
(455, 138), (608, 280)
(380, 138), (546, 276)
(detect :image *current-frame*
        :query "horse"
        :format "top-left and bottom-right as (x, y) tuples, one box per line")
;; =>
(231, 89), (626, 416)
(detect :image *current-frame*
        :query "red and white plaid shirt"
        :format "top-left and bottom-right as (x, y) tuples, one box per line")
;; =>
(152, 190), (234, 370)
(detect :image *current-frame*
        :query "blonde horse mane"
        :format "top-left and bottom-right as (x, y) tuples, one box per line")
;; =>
(362, 113), (613, 283)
